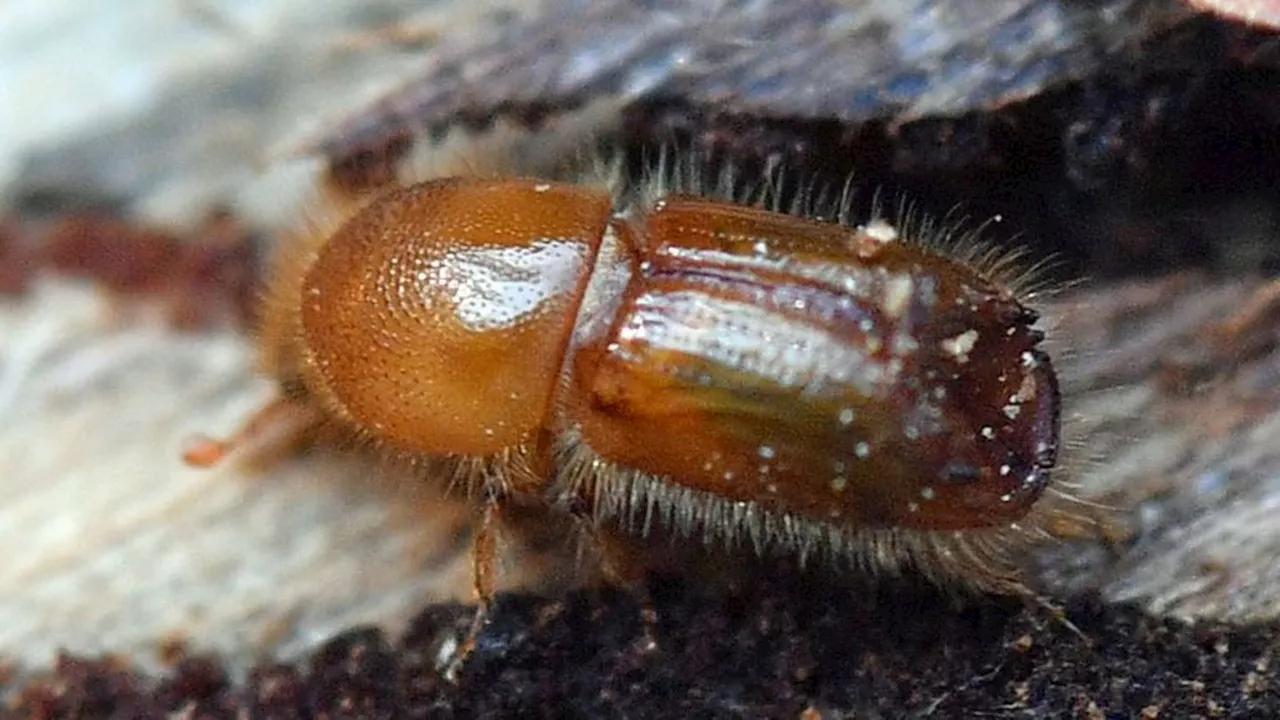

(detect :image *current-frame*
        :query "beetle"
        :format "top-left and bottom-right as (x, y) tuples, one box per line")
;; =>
(184, 148), (1091, 670)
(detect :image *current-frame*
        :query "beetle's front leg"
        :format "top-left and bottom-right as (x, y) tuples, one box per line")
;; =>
(442, 490), (503, 680)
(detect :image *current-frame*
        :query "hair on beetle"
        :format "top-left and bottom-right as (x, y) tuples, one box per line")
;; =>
(185, 124), (1122, 673)
(561, 147), (1109, 592)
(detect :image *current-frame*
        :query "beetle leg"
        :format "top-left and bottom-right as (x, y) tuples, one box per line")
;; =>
(180, 395), (327, 469)
(444, 492), (502, 680)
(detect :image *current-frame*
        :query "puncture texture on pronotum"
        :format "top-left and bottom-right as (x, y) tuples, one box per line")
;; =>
(184, 131), (1106, 670)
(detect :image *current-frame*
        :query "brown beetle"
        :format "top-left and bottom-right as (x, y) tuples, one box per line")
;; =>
(186, 150), (1087, 669)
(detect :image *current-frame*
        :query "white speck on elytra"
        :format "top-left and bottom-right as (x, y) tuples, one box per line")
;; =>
(861, 219), (900, 243)
(882, 275), (914, 318)
(1016, 372), (1038, 401)
(941, 329), (979, 363)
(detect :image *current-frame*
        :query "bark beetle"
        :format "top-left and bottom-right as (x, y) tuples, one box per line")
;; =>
(5, 1), (1280, 716)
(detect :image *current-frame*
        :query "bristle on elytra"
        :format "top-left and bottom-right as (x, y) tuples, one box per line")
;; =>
(548, 146), (1109, 599)
(620, 148), (1067, 310)
(555, 429), (1077, 599)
